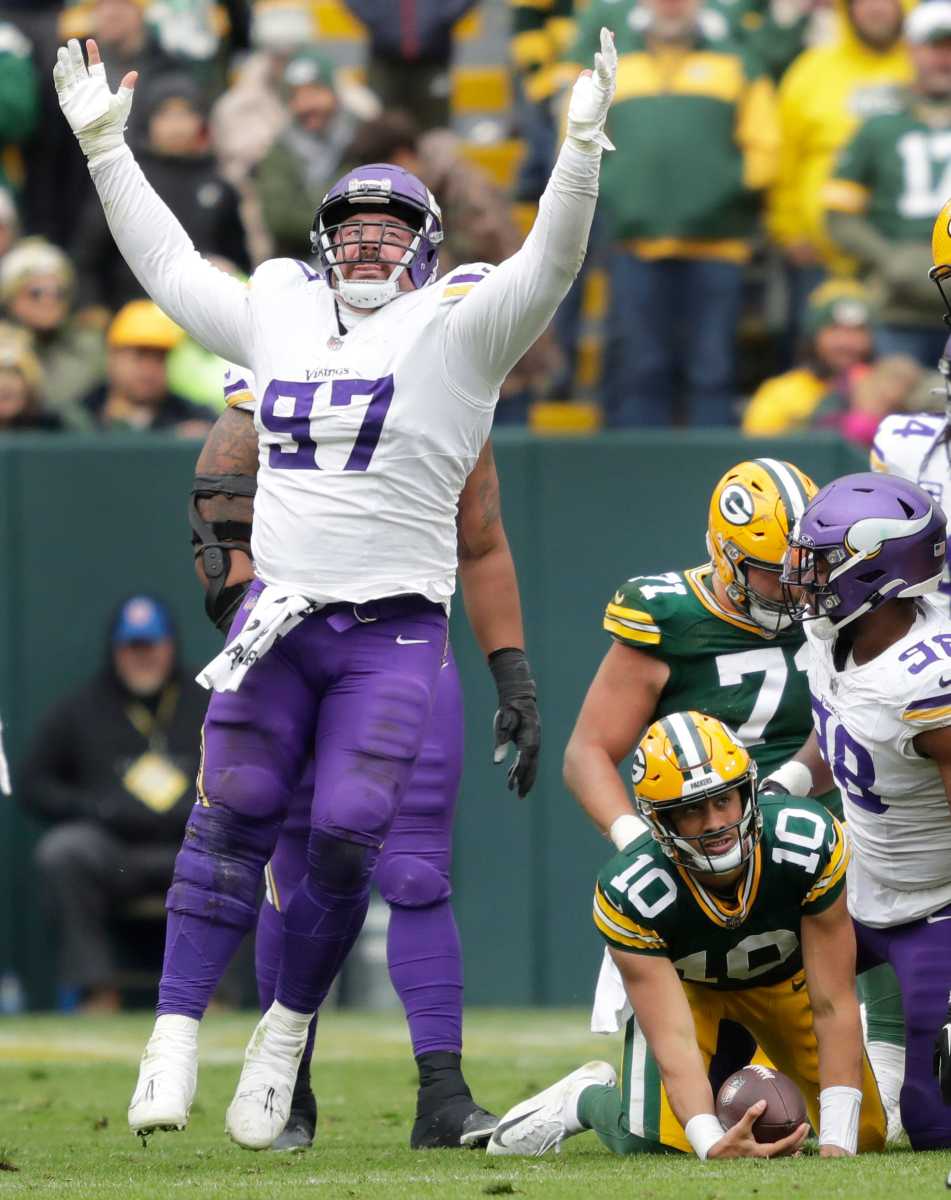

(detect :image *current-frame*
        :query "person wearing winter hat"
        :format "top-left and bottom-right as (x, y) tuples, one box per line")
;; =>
(742, 280), (876, 434)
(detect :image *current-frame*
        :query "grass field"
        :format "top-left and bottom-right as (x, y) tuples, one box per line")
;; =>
(0, 1009), (947, 1199)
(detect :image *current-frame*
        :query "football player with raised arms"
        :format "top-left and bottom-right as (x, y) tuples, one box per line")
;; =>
(778, 473), (951, 1150)
(190, 374), (539, 1150)
(487, 712), (885, 1160)
(53, 29), (616, 1149)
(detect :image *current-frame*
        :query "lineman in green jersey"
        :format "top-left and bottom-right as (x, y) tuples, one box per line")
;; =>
(564, 456), (824, 851)
(562, 456), (903, 1130)
(487, 712), (886, 1160)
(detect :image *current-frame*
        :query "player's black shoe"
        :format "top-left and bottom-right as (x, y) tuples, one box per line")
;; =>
(411, 1095), (499, 1149)
(269, 1074), (317, 1151)
(410, 1051), (498, 1149)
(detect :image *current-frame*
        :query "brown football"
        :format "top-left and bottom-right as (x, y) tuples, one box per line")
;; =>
(715, 1064), (809, 1143)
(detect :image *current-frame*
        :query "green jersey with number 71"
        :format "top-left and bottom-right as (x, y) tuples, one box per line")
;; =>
(605, 563), (812, 780)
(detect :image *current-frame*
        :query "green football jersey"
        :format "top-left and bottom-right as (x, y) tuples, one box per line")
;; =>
(829, 106), (951, 242)
(604, 564), (812, 778)
(593, 797), (848, 991)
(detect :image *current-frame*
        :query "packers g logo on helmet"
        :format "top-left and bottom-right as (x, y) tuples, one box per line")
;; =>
(708, 459), (818, 636)
(632, 711), (761, 875)
(718, 483), (755, 526)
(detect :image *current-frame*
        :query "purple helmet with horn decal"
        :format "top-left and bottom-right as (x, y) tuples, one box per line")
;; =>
(310, 163), (443, 310)
(781, 472), (947, 639)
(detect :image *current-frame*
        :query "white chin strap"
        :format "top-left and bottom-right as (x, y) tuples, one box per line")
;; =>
(675, 834), (745, 874)
(749, 595), (794, 634)
(335, 276), (401, 309)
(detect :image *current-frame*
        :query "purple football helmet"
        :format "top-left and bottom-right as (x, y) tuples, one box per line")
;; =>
(781, 472), (947, 639)
(310, 163), (443, 309)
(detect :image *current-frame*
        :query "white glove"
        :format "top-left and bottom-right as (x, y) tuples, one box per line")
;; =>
(566, 26), (617, 152)
(53, 38), (135, 163)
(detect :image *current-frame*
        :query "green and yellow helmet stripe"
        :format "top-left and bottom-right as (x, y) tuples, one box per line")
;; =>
(752, 457), (812, 536)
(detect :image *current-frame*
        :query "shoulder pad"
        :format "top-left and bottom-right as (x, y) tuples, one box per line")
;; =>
(593, 848), (669, 954)
(249, 257), (321, 294)
(604, 577), (661, 647)
(604, 572), (692, 648)
(901, 650), (951, 727)
(223, 364), (257, 411)
(870, 412), (944, 480)
(439, 262), (494, 304)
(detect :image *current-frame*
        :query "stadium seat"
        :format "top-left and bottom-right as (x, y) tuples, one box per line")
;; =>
(529, 400), (602, 435)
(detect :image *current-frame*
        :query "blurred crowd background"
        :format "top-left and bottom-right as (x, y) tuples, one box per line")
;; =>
(0, 0), (949, 442)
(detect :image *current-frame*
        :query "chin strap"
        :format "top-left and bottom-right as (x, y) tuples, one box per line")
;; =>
(189, 473), (257, 632)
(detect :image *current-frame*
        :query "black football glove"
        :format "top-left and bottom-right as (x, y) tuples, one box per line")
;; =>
(488, 647), (540, 798)
(933, 995), (951, 1104)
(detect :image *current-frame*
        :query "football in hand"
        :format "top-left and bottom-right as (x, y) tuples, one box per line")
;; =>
(715, 1064), (809, 1143)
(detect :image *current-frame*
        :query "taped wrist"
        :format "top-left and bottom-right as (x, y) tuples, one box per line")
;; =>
(819, 1086), (861, 1154)
(488, 647), (537, 704)
(685, 1113), (724, 1160)
(189, 473), (256, 631)
(760, 760), (813, 797)
(609, 813), (645, 851)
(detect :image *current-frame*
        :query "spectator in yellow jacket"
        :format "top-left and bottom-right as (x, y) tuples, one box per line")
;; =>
(742, 279), (875, 434)
(767, 0), (912, 347)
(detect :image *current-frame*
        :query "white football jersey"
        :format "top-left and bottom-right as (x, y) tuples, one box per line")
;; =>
(872, 412), (951, 609)
(221, 259), (498, 604)
(90, 138), (600, 606)
(804, 603), (951, 926)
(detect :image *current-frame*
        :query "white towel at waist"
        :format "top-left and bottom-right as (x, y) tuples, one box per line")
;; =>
(198, 585), (320, 693)
(590, 945), (632, 1034)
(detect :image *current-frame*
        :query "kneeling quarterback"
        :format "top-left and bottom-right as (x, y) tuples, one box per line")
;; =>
(488, 713), (886, 1160)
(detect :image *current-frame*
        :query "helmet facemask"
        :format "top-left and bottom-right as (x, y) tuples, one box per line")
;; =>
(632, 713), (762, 877)
(781, 476), (946, 640)
(712, 533), (794, 635)
(637, 771), (761, 876)
(311, 168), (443, 310)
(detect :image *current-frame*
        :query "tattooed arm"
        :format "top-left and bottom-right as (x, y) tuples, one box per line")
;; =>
(456, 439), (525, 655)
(192, 406), (258, 597)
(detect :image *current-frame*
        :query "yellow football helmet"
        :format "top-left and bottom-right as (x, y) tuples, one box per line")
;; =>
(931, 197), (951, 324)
(708, 459), (818, 635)
(632, 711), (760, 875)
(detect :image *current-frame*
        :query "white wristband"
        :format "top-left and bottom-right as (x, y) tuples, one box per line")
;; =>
(685, 1113), (724, 1160)
(762, 760), (813, 797)
(609, 813), (646, 851)
(819, 1085), (861, 1154)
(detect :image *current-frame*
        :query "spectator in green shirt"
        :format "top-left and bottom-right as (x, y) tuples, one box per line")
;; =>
(824, 0), (951, 366)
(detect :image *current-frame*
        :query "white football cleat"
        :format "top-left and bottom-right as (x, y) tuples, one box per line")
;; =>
(225, 1003), (312, 1150)
(487, 1060), (616, 1157)
(128, 1014), (199, 1134)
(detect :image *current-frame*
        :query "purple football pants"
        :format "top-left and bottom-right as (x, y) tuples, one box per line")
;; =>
(158, 582), (448, 1019)
(856, 902), (951, 1149)
(256, 653), (465, 1064)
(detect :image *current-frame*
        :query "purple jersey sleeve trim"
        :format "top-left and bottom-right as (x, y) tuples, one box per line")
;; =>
(224, 377), (250, 396)
(294, 260), (320, 282)
(446, 272), (485, 285)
